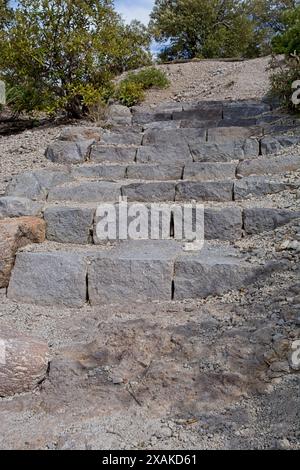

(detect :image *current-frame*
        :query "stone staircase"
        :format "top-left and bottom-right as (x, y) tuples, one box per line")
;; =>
(1, 99), (299, 308)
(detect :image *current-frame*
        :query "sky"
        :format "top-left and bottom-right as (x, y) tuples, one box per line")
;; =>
(10, 1), (155, 25)
(115, 0), (154, 25)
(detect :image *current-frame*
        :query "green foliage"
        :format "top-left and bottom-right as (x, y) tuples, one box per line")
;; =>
(125, 67), (170, 90)
(269, 55), (300, 111)
(150, 0), (298, 60)
(115, 81), (145, 107)
(150, 0), (256, 60)
(0, 0), (151, 117)
(115, 67), (169, 107)
(272, 5), (300, 54)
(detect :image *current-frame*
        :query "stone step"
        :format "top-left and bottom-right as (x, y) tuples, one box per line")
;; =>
(5, 174), (295, 207)
(6, 240), (284, 308)
(132, 100), (274, 126)
(42, 203), (299, 245)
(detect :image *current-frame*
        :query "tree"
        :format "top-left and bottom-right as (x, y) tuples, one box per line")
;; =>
(244, 0), (297, 56)
(271, 5), (300, 54)
(0, 0), (151, 116)
(149, 0), (255, 60)
(0, 0), (11, 28)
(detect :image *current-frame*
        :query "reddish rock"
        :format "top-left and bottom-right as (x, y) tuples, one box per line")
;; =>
(0, 329), (50, 397)
(0, 217), (45, 288)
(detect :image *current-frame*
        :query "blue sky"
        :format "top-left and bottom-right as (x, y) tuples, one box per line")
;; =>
(115, 0), (154, 25)
(11, 1), (155, 25)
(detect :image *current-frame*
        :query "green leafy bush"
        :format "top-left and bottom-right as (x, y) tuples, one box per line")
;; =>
(125, 67), (170, 90)
(269, 56), (300, 111)
(115, 81), (145, 107)
(272, 5), (300, 55)
(115, 67), (169, 107)
(0, 0), (151, 117)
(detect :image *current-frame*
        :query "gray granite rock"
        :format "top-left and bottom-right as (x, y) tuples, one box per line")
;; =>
(6, 170), (74, 201)
(244, 208), (300, 234)
(46, 140), (93, 163)
(8, 251), (88, 307)
(122, 182), (176, 202)
(184, 162), (237, 181)
(0, 197), (43, 219)
(204, 207), (243, 240)
(234, 177), (288, 200)
(190, 139), (259, 162)
(126, 164), (183, 180)
(45, 206), (95, 244)
(48, 181), (121, 203)
(90, 145), (136, 163)
(136, 145), (192, 165)
(71, 164), (126, 180)
(176, 181), (234, 202)
(237, 154), (300, 177)
(88, 241), (180, 304)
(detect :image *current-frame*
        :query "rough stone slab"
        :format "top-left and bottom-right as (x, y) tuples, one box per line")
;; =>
(176, 181), (233, 202)
(261, 135), (300, 155)
(208, 126), (263, 142)
(143, 128), (206, 146)
(101, 130), (143, 146)
(205, 208), (243, 241)
(180, 119), (220, 129)
(143, 121), (181, 131)
(137, 145), (192, 165)
(71, 164), (126, 180)
(0, 197), (43, 219)
(244, 208), (300, 234)
(90, 145), (136, 163)
(0, 217), (46, 288)
(88, 241), (180, 304)
(172, 102), (223, 121)
(59, 127), (102, 142)
(234, 177), (289, 200)
(190, 139), (259, 162)
(220, 117), (258, 127)
(223, 101), (270, 119)
(46, 140), (93, 164)
(237, 154), (300, 177)
(6, 170), (74, 201)
(126, 164), (183, 181)
(122, 182), (176, 202)
(107, 104), (132, 126)
(45, 206), (95, 244)
(48, 181), (121, 203)
(184, 162), (237, 181)
(132, 109), (173, 125)
(8, 251), (88, 307)
(174, 246), (256, 300)
(0, 329), (50, 397)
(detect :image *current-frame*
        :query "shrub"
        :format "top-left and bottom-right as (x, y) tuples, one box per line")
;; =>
(115, 81), (145, 107)
(269, 55), (300, 111)
(272, 5), (300, 55)
(126, 67), (170, 90)
(115, 67), (169, 107)
(0, 0), (151, 117)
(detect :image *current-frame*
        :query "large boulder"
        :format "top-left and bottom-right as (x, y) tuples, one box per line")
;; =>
(0, 217), (46, 288)
(0, 329), (50, 397)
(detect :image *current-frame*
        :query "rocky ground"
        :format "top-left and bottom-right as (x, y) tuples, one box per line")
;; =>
(0, 57), (299, 450)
